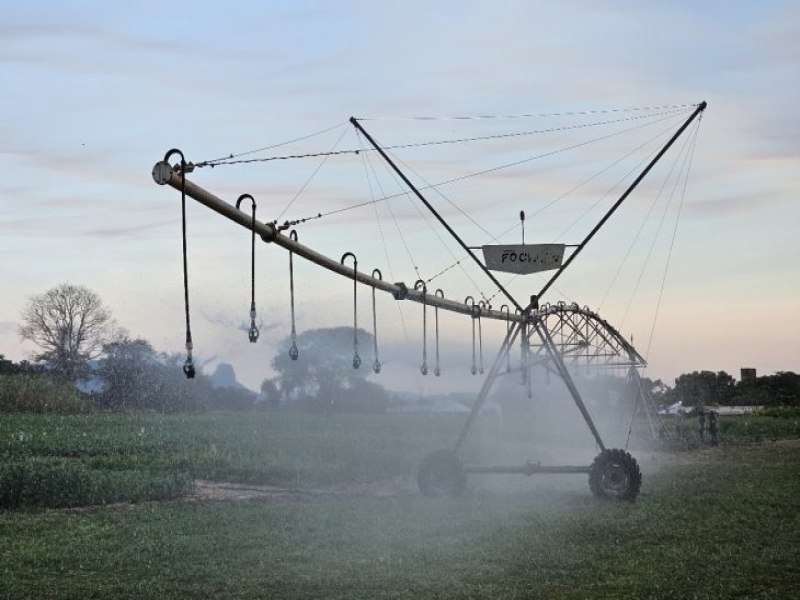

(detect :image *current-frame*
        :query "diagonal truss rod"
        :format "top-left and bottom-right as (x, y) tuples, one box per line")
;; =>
(452, 310), (609, 454)
(454, 320), (523, 452)
(350, 117), (525, 314)
(537, 100), (707, 300)
(152, 166), (524, 323)
(534, 320), (606, 450)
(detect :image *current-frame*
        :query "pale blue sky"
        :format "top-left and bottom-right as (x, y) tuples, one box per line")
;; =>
(1, 1), (798, 391)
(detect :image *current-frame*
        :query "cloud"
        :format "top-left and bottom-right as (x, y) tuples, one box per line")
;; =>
(0, 1), (797, 387)
(81, 222), (173, 240)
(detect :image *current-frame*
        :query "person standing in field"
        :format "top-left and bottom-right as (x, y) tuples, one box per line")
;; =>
(675, 408), (686, 437)
(698, 409), (706, 443)
(708, 411), (718, 446)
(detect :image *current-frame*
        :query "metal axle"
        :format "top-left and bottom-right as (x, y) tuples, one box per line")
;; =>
(465, 463), (591, 475)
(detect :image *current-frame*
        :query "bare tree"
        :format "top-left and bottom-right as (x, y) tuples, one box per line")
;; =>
(19, 283), (114, 380)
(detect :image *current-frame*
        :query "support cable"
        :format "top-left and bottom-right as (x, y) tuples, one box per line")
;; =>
(596, 143), (681, 311)
(359, 133), (424, 390)
(388, 152), (489, 299)
(444, 117), (688, 305)
(351, 118), (523, 312)
(405, 112), (691, 292)
(645, 118), (702, 359)
(196, 107), (690, 168)
(153, 165), (525, 324)
(196, 121), (349, 167)
(618, 127), (695, 327)
(358, 103), (698, 121)
(275, 125), (351, 222)
(536, 102), (707, 302)
(357, 131), (424, 282)
(290, 110), (689, 231)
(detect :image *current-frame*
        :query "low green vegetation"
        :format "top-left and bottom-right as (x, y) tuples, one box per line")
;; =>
(2, 408), (799, 511)
(0, 373), (90, 414)
(664, 413), (800, 450)
(2, 338), (799, 597)
(0, 412), (465, 510)
(720, 413), (800, 442)
(1, 424), (798, 598)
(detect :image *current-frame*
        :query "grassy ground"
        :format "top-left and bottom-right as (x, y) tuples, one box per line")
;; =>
(0, 412), (464, 508)
(2, 411), (799, 598)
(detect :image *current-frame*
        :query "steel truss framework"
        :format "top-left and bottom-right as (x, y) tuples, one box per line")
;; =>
(530, 302), (645, 370)
(152, 101), (705, 501)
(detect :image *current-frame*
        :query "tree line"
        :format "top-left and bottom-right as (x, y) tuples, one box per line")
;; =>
(3, 283), (256, 412)
(655, 370), (800, 408)
(2, 283), (797, 413)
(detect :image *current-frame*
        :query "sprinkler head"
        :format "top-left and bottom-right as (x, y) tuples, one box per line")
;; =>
(183, 359), (195, 379)
(373, 359), (381, 374)
(289, 343), (299, 361)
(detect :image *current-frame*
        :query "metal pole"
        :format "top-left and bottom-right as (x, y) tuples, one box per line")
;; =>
(453, 320), (522, 453)
(350, 117), (524, 314)
(537, 101), (707, 300)
(152, 164), (523, 323)
(535, 320), (606, 451)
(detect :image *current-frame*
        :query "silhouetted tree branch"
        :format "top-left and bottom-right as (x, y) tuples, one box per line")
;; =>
(19, 283), (116, 381)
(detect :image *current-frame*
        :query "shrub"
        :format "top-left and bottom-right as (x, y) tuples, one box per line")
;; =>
(757, 405), (800, 419)
(0, 374), (90, 414)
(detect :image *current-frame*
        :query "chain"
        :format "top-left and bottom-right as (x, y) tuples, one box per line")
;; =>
(288, 230), (299, 360)
(236, 194), (259, 344)
(371, 269), (382, 373)
(415, 280), (428, 375)
(341, 253), (360, 369)
(466, 296), (477, 375)
(477, 301), (486, 375)
(164, 149), (195, 379)
(501, 305), (511, 373)
(434, 289), (444, 377)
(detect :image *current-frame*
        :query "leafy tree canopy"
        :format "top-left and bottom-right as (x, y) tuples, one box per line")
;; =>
(268, 326), (386, 412)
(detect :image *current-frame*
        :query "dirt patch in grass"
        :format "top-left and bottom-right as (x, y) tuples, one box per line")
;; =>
(190, 480), (342, 504)
(189, 476), (411, 505)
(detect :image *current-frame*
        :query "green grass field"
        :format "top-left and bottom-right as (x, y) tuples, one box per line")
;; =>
(2, 410), (799, 598)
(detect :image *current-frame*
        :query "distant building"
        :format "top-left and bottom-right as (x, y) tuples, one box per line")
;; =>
(740, 368), (757, 383)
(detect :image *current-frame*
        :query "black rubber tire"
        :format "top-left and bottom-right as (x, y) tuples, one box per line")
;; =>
(417, 449), (467, 497)
(588, 448), (642, 501)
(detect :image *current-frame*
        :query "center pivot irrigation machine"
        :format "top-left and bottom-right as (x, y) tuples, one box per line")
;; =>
(152, 101), (707, 502)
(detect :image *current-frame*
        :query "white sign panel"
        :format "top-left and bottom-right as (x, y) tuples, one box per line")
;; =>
(481, 244), (565, 274)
